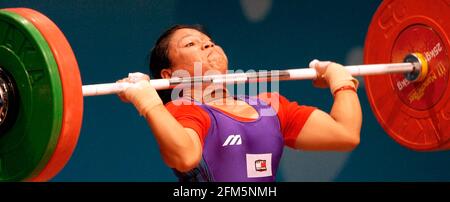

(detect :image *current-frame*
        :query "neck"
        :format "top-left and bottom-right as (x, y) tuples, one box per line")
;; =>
(182, 84), (232, 104)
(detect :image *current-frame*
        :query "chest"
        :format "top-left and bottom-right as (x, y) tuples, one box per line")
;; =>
(206, 99), (259, 120)
(200, 102), (284, 181)
(203, 103), (283, 153)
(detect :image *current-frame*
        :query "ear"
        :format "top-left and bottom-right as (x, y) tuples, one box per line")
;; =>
(160, 68), (172, 79)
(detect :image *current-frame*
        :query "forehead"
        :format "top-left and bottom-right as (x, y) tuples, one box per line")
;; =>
(170, 28), (209, 42)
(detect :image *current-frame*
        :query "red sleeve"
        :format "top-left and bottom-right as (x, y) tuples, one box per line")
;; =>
(258, 92), (316, 148)
(165, 101), (211, 146)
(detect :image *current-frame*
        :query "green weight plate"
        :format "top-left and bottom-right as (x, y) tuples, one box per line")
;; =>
(0, 10), (63, 181)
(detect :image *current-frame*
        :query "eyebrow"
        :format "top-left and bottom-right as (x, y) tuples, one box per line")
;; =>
(177, 34), (195, 47)
(177, 34), (211, 47)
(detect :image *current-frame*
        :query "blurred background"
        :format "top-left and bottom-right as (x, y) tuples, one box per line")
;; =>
(1, 0), (450, 182)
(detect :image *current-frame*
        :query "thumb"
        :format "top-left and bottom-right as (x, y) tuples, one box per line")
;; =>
(309, 59), (332, 75)
(128, 72), (150, 83)
(309, 59), (330, 88)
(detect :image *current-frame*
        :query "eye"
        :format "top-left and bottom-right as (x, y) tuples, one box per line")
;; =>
(184, 42), (195, 47)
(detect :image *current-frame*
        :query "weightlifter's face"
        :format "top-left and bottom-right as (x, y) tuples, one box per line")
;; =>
(163, 28), (228, 78)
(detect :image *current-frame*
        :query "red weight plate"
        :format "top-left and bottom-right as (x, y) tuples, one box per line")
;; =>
(4, 8), (83, 181)
(364, 0), (450, 151)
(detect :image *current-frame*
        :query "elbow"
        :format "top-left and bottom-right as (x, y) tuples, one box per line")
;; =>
(346, 135), (360, 150)
(334, 127), (360, 151)
(172, 152), (201, 173)
(341, 133), (360, 151)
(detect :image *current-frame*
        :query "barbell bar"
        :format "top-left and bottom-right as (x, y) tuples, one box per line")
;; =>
(81, 58), (423, 96)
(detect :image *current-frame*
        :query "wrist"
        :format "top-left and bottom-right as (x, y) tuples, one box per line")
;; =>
(125, 80), (163, 116)
(139, 100), (164, 118)
(333, 85), (357, 97)
(329, 77), (359, 94)
(132, 94), (163, 116)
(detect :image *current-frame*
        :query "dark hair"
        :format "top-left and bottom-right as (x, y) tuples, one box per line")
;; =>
(149, 24), (210, 104)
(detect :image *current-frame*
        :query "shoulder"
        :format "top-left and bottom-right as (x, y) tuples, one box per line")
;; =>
(165, 98), (201, 111)
(256, 91), (317, 120)
(256, 92), (289, 107)
(165, 99), (212, 145)
(165, 99), (210, 118)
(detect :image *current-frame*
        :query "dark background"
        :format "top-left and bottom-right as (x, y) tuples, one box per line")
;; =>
(1, 0), (449, 182)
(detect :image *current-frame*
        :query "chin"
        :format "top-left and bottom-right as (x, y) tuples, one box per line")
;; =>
(219, 67), (228, 74)
(204, 65), (228, 75)
(215, 63), (229, 74)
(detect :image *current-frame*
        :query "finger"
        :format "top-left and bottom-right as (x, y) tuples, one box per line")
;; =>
(128, 72), (149, 82)
(128, 72), (146, 78)
(117, 91), (130, 103)
(309, 59), (331, 75)
(309, 59), (319, 69)
(312, 79), (328, 88)
(116, 78), (131, 83)
(316, 61), (332, 72)
(143, 74), (150, 81)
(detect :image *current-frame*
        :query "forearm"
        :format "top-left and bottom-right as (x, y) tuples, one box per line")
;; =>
(298, 61), (361, 151)
(116, 73), (201, 171)
(330, 90), (362, 137)
(142, 104), (201, 170)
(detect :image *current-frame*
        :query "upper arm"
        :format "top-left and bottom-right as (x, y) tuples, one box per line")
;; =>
(165, 101), (211, 145)
(294, 109), (359, 151)
(158, 127), (202, 167)
(258, 92), (316, 147)
(160, 101), (210, 171)
(184, 127), (203, 162)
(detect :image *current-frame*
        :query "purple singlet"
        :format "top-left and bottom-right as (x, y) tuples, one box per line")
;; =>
(174, 95), (284, 182)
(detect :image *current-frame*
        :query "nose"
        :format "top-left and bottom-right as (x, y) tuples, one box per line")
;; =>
(202, 41), (215, 50)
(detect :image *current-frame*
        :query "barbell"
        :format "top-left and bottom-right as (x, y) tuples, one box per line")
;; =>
(0, 0), (449, 182)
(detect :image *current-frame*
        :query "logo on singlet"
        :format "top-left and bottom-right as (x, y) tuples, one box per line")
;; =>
(255, 160), (267, 172)
(246, 153), (272, 178)
(222, 134), (242, 146)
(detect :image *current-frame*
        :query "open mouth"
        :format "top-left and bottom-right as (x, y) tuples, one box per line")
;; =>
(207, 51), (224, 64)
(208, 51), (218, 59)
